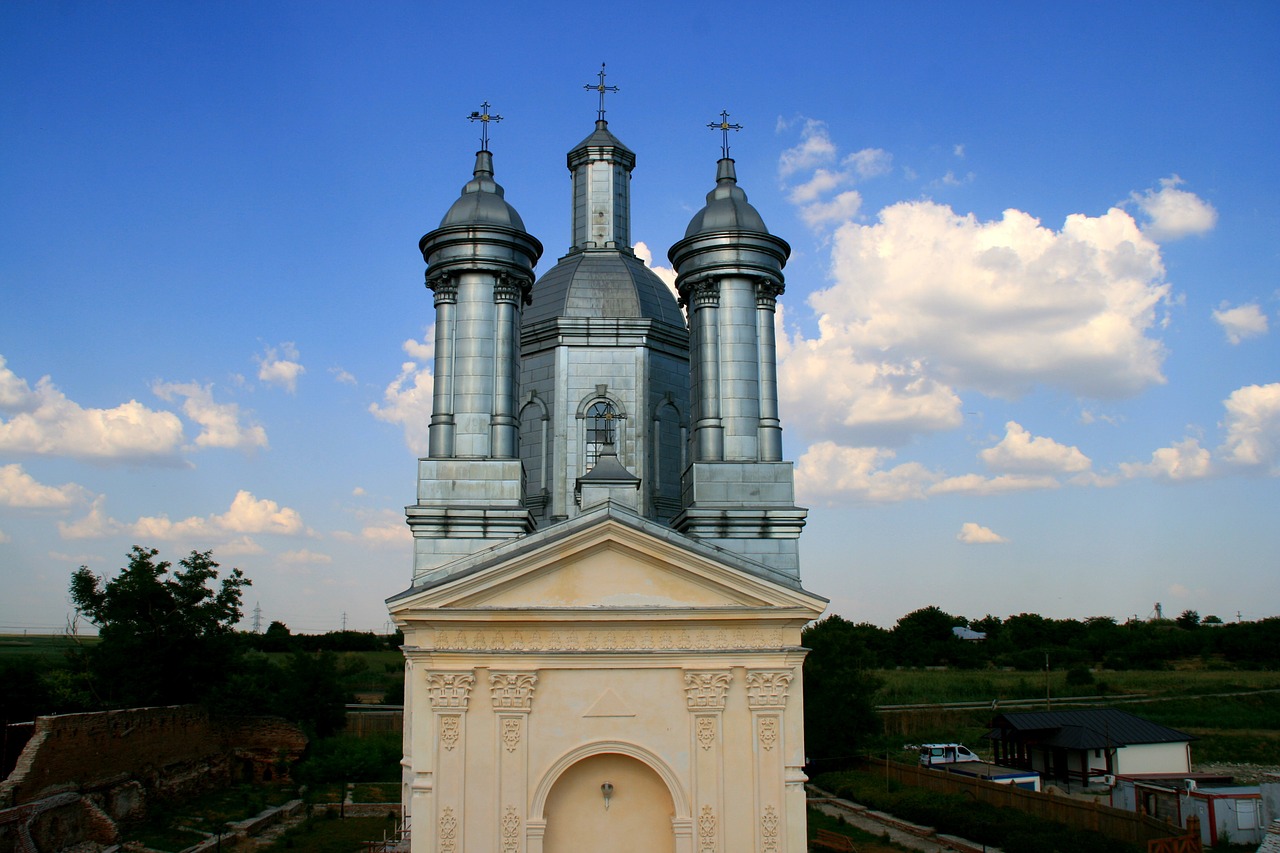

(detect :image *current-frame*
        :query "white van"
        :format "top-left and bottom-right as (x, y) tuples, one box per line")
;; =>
(918, 743), (978, 765)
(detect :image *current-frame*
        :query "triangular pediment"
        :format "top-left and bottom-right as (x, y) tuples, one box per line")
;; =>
(388, 508), (825, 616)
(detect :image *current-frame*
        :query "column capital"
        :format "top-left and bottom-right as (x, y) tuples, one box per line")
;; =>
(490, 671), (539, 712)
(425, 671), (476, 710)
(684, 669), (733, 711)
(746, 669), (794, 709)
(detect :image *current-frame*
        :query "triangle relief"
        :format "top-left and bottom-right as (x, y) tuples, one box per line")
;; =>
(582, 688), (635, 718)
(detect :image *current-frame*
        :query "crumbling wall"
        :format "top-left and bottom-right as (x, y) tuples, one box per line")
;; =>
(0, 707), (306, 852)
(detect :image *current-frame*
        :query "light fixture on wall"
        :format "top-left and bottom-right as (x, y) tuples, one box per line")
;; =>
(601, 781), (614, 810)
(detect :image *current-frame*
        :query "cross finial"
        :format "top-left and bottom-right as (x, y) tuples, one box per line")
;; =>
(707, 110), (743, 159)
(584, 63), (619, 122)
(467, 101), (503, 151)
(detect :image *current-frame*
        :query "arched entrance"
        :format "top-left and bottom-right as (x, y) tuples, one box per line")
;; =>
(542, 753), (675, 853)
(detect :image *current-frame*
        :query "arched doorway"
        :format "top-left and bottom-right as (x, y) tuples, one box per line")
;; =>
(542, 753), (675, 853)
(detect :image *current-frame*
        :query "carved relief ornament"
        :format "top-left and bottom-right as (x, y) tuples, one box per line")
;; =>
(746, 670), (793, 709)
(683, 670), (732, 711)
(490, 671), (538, 711)
(425, 671), (475, 710)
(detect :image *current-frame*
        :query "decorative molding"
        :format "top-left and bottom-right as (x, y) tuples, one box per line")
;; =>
(758, 716), (778, 751)
(502, 806), (520, 852)
(428, 273), (458, 303)
(755, 278), (784, 309)
(494, 274), (525, 305)
(490, 671), (538, 711)
(696, 716), (716, 750)
(761, 805), (779, 853)
(746, 670), (793, 709)
(439, 806), (457, 853)
(425, 672), (476, 710)
(432, 626), (785, 652)
(439, 714), (461, 751)
(698, 805), (717, 852)
(691, 279), (721, 308)
(684, 671), (732, 711)
(502, 717), (522, 752)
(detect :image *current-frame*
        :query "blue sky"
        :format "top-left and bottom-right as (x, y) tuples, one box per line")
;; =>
(2, 2), (1277, 633)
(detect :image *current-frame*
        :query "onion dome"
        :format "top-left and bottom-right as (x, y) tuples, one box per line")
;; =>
(421, 150), (542, 284)
(668, 158), (790, 295)
(524, 251), (684, 326)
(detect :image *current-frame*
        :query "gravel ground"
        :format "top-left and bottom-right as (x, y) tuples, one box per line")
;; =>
(1193, 763), (1280, 784)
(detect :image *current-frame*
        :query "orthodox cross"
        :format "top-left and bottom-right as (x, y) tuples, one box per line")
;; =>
(584, 63), (619, 121)
(467, 101), (502, 151)
(707, 110), (743, 159)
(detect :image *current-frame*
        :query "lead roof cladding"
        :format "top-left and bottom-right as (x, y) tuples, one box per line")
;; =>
(436, 150), (529, 231)
(990, 709), (1195, 749)
(522, 119), (685, 329)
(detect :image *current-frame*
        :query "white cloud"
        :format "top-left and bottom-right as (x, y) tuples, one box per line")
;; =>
(979, 422), (1092, 474)
(953, 144), (966, 158)
(152, 382), (268, 450)
(957, 522), (1007, 544)
(794, 442), (942, 504)
(256, 343), (305, 393)
(280, 548), (332, 564)
(779, 201), (1171, 451)
(213, 490), (305, 535)
(1131, 175), (1217, 241)
(0, 464), (90, 508)
(370, 330), (436, 455)
(0, 529), (9, 544)
(0, 355), (185, 462)
(1212, 302), (1269, 345)
(334, 521), (411, 547)
(1217, 383), (1280, 472)
(845, 148), (893, 179)
(1120, 437), (1212, 481)
(330, 367), (357, 385)
(59, 496), (122, 539)
(352, 486), (366, 497)
(778, 119), (837, 177)
(788, 168), (850, 205)
(634, 241), (679, 299)
(930, 473), (1061, 496)
(800, 190), (863, 228)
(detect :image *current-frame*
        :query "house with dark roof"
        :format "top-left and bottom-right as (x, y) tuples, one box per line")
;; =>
(987, 708), (1195, 783)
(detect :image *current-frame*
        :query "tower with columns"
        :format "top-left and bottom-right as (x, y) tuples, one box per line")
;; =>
(390, 76), (825, 853)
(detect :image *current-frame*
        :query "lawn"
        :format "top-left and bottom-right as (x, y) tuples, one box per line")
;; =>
(258, 813), (400, 852)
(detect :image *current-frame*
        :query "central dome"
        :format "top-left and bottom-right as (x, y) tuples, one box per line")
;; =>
(523, 250), (683, 326)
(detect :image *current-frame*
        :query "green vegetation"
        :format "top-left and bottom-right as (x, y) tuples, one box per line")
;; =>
(128, 783), (298, 852)
(260, 813), (399, 853)
(814, 768), (1140, 853)
(295, 732), (403, 786)
(807, 807), (913, 852)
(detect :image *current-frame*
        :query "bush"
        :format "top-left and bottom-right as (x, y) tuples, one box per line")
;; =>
(294, 733), (402, 786)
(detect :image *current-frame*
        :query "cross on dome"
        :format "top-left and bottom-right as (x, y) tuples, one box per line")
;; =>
(584, 63), (619, 121)
(707, 110), (743, 159)
(467, 101), (503, 151)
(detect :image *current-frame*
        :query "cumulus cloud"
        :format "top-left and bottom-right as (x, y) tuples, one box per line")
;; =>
(634, 241), (678, 299)
(1217, 383), (1280, 472)
(980, 422), (1092, 474)
(256, 343), (305, 393)
(1212, 302), (1268, 345)
(957, 522), (1007, 544)
(0, 356), (185, 462)
(60, 490), (306, 541)
(370, 329), (435, 455)
(930, 473), (1061, 496)
(58, 496), (121, 539)
(333, 521), (411, 547)
(1131, 175), (1217, 241)
(330, 367), (357, 385)
(778, 119), (838, 176)
(1120, 437), (1212, 481)
(0, 464), (89, 508)
(152, 382), (268, 450)
(800, 191), (863, 228)
(795, 442), (942, 504)
(847, 148), (893, 179)
(779, 200), (1172, 450)
(777, 122), (890, 229)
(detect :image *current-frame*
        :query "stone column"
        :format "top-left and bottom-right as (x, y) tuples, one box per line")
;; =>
(746, 670), (793, 853)
(755, 280), (783, 463)
(420, 671), (475, 853)
(490, 672), (539, 853)
(689, 280), (723, 462)
(492, 276), (523, 458)
(684, 670), (732, 852)
(428, 275), (458, 458)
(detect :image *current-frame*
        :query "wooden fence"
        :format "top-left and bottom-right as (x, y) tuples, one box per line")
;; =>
(862, 758), (1183, 848)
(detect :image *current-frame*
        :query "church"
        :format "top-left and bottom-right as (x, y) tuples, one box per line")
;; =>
(387, 73), (827, 853)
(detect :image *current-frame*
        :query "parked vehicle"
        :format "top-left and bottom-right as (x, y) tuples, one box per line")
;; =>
(918, 743), (978, 765)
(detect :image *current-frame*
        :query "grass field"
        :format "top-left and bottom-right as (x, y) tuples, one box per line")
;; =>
(0, 633), (96, 661)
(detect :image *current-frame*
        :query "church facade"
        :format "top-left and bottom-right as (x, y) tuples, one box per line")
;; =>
(387, 91), (825, 853)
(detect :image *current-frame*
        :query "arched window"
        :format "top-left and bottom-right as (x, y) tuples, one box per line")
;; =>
(584, 400), (617, 469)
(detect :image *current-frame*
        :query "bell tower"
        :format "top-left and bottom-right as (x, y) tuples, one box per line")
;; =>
(408, 104), (543, 586)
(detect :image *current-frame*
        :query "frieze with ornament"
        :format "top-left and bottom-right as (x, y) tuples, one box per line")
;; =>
(429, 625), (785, 652)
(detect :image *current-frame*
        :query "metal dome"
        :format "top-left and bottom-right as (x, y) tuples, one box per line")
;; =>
(682, 158), (770, 237)
(438, 150), (528, 230)
(523, 250), (684, 326)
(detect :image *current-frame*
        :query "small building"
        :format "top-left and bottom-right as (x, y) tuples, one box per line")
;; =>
(987, 708), (1194, 784)
(1111, 775), (1265, 847)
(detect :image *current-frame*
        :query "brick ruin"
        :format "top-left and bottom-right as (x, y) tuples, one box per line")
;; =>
(0, 706), (306, 852)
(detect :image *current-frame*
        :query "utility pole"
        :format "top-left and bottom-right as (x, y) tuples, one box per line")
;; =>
(251, 602), (262, 634)
(341, 611), (348, 632)
(1045, 653), (1052, 710)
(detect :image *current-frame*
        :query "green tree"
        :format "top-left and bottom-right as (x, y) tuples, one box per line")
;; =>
(69, 546), (251, 707)
(1176, 609), (1201, 630)
(802, 615), (883, 772)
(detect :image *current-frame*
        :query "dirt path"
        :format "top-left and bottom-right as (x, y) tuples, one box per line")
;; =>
(809, 791), (994, 853)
